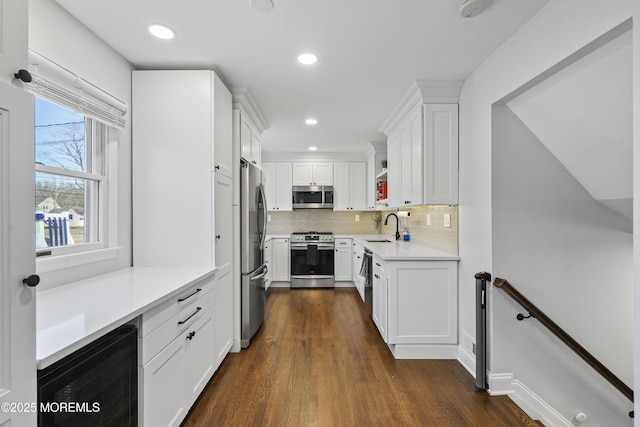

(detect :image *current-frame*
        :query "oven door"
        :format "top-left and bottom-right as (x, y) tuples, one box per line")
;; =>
(290, 243), (335, 288)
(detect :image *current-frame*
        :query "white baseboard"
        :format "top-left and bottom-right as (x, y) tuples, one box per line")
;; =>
(390, 344), (458, 359)
(488, 372), (571, 426)
(457, 345), (476, 377)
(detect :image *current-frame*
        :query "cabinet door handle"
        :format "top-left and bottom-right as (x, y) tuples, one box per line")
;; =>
(376, 263), (381, 267)
(216, 234), (221, 239)
(178, 306), (202, 325)
(215, 164), (220, 170)
(178, 288), (202, 302)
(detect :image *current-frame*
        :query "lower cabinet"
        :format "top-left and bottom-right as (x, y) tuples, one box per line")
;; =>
(351, 242), (365, 301)
(140, 271), (231, 426)
(334, 238), (352, 281)
(264, 239), (273, 289)
(271, 238), (290, 282)
(371, 258), (458, 359)
(372, 255), (388, 341)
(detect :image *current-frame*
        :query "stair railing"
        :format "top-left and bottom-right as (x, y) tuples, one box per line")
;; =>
(493, 277), (633, 418)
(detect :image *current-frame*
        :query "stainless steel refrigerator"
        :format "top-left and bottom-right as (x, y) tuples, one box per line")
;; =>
(240, 159), (268, 348)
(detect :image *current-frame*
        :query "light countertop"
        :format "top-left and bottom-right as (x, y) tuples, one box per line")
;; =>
(268, 232), (459, 261)
(36, 266), (216, 369)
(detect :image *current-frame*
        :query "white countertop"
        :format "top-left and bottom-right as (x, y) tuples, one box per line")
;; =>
(348, 234), (459, 261)
(268, 232), (459, 261)
(36, 266), (216, 369)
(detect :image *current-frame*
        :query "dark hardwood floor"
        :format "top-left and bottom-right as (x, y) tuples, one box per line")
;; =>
(183, 288), (541, 426)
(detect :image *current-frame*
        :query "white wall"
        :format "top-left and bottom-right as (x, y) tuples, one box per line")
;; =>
(29, 0), (133, 287)
(492, 105), (632, 424)
(457, 0), (636, 423)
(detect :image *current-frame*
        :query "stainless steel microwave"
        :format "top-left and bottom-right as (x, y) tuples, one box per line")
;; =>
(292, 186), (334, 209)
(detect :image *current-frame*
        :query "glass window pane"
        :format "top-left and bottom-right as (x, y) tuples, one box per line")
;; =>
(35, 98), (87, 172)
(35, 172), (99, 248)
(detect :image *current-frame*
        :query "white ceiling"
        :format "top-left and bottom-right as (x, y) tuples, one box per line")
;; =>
(507, 30), (633, 219)
(54, 0), (549, 153)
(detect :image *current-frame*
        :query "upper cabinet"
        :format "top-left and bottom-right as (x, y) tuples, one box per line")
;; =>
(333, 162), (367, 211)
(232, 88), (269, 170)
(380, 80), (462, 207)
(132, 70), (232, 267)
(292, 162), (333, 186)
(366, 142), (387, 210)
(262, 162), (292, 211)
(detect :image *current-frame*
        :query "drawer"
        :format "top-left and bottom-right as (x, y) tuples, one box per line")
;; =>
(141, 276), (213, 336)
(373, 255), (388, 278)
(141, 288), (215, 364)
(335, 238), (351, 247)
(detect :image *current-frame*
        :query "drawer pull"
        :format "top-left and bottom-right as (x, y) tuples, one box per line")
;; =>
(178, 288), (202, 302)
(178, 307), (202, 325)
(376, 263), (381, 267)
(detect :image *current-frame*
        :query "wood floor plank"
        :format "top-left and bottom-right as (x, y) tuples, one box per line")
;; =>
(183, 288), (542, 426)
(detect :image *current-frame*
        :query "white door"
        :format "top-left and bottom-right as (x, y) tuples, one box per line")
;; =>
(0, 82), (37, 425)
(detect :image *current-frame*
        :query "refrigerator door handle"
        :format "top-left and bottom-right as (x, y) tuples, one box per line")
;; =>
(251, 264), (269, 281)
(258, 183), (268, 250)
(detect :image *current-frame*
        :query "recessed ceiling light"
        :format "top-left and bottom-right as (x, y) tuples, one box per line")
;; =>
(250, 0), (274, 13)
(298, 53), (318, 65)
(148, 24), (175, 40)
(305, 118), (318, 125)
(308, 146), (318, 151)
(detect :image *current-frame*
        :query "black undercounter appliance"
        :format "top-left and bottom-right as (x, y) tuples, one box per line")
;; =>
(290, 231), (335, 288)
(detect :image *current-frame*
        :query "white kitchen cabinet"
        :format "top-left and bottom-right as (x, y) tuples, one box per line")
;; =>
(213, 77), (234, 178)
(237, 107), (262, 168)
(214, 262), (233, 368)
(333, 162), (367, 211)
(140, 275), (216, 427)
(423, 104), (459, 204)
(372, 255), (388, 342)
(272, 238), (290, 282)
(387, 260), (457, 345)
(264, 239), (273, 289)
(292, 162), (333, 186)
(380, 81), (461, 208)
(262, 162), (292, 211)
(133, 70), (231, 267)
(399, 106), (423, 206)
(351, 241), (365, 301)
(334, 238), (352, 281)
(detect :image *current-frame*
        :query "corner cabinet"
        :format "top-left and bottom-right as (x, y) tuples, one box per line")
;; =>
(262, 162), (292, 211)
(333, 162), (367, 211)
(380, 81), (461, 208)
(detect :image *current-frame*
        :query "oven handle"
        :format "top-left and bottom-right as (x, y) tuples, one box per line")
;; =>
(290, 245), (335, 250)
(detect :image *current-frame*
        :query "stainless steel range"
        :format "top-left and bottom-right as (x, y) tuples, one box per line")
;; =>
(290, 231), (335, 288)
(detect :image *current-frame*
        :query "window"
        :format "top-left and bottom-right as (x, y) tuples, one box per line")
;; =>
(34, 98), (116, 257)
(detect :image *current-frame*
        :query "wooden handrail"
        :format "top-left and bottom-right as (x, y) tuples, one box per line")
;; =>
(493, 277), (633, 403)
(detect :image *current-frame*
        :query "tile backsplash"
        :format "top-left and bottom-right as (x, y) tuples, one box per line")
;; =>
(267, 205), (458, 255)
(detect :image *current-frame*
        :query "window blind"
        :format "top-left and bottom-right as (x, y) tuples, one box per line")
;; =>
(26, 50), (128, 130)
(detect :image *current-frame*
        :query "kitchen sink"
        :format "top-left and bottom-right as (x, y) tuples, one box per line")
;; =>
(366, 239), (393, 243)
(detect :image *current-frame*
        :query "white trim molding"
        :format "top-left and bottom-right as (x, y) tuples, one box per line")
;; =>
(488, 372), (572, 426)
(230, 86), (269, 133)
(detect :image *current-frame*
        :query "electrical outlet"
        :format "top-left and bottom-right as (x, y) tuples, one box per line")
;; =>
(267, 214), (271, 222)
(355, 214), (360, 222)
(472, 343), (476, 355)
(444, 214), (451, 228)
(427, 214), (431, 225)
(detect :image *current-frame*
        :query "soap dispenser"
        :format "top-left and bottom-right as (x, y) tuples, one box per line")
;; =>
(403, 229), (410, 241)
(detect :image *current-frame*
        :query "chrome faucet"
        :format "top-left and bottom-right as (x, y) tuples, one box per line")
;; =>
(384, 213), (401, 241)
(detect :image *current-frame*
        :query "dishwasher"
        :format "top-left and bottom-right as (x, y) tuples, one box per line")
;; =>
(360, 248), (373, 317)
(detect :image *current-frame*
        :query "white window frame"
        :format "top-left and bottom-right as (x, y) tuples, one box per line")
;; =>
(26, 51), (126, 273)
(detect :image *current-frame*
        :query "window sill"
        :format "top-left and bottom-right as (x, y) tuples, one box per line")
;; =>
(36, 247), (121, 274)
